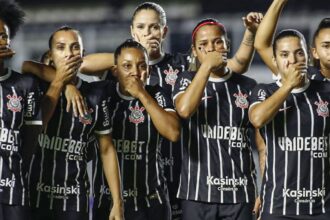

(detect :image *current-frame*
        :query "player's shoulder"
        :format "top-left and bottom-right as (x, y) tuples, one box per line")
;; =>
(11, 70), (40, 87)
(230, 71), (257, 89)
(309, 80), (330, 93)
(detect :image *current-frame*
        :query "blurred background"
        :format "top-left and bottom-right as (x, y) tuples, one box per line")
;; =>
(8, 0), (329, 83)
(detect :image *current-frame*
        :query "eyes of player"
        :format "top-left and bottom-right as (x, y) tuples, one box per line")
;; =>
(320, 43), (330, 49)
(122, 62), (147, 72)
(55, 43), (80, 52)
(135, 24), (161, 32)
(0, 32), (8, 41)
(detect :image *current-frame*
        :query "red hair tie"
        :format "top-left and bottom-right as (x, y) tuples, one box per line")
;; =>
(192, 21), (226, 42)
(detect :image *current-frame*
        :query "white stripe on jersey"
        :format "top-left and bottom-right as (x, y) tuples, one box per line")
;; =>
(204, 88), (211, 202)
(194, 109), (201, 201)
(283, 101), (289, 215)
(0, 158), (3, 187)
(156, 66), (163, 87)
(155, 133), (161, 186)
(120, 110), (127, 197)
(36, 144), (45, 208)
(186, 119), (192, 200)
(156, 188), (163, 204)
(270, 121), (276, 214)
(9, 87), (17, 204)
(317, 93), (326, 213)
(63, 113), (75, 211)
(237, 85), (249, 202)
(304, 93), (314, 215)
(75, 124), (86, 212)
(176, 127), (184, 199)
(293, 96), (301, 215)
(134, 121), (138, 211)
(213, 83), (224, 203)
(225, 83), (236, 202)
(146, 114), (151, 195)
(50, 96), (64, 209)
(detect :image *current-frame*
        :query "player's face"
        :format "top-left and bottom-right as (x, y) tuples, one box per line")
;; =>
(0, 19), (10, 48)
(131, 9), (167, 58)
(116, 47), (149, 84)
(312, 28), (330, 70)
(49, 30), (83, 68)
(192, 25), (228, 63)
(274, 36), (308, 75)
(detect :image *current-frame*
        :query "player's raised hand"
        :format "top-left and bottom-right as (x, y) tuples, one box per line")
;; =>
(124, 75), (145, 98)
(281, 61), (306, 89)
(64, 84), (88, 117)
(242, 12), (264, 34)
(200, 46), (228, 73)
(0, 45), (15, 60)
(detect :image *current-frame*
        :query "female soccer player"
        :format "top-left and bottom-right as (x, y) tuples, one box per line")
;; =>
(0, 2), (42, 220)
(26, 26), (123, 220)
(173, 18), (258, 220)
(104, 39), (181, 220)
(249, 29), (330, 220)
(310, 18), (330, 80)
(254, 0), (330, 81)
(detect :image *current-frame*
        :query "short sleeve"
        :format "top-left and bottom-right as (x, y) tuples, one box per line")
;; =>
(172, 71), (194, 101)
(248, 83), (271, 110)
(24, 77), (42, 126)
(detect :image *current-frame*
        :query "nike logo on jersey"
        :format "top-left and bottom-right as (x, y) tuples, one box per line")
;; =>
(279, 106), (292, 112)
(201, 96), (212, 101)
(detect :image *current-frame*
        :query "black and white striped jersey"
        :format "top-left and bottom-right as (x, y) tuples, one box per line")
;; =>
(249, 80), (330, 216)
(147, 53), (189, 203)
(0, 69), (42, 206)
(93, 53), (189, 208)
(173, 70), (257, 204)
(28, 78), (112, 212)
(104, 82), (174, 211)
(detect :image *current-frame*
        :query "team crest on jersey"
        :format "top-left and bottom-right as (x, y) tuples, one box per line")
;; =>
(7, 94), (22, 112)
(164, 66), (179, 86)
(79, 108), (94, 125)
(314, 100), (329, 117)
(233, 92), (249, 109)
(129, 104), (145, 124)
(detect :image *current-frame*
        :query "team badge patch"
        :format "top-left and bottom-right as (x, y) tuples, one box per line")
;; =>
(164, 66), (179, 86)
(233, 92), (249, 109)
(79, 108), (94, 125)
(7, 94), (22, 112)
(129, 104), (145, 124)
(315, 100), (329, 117)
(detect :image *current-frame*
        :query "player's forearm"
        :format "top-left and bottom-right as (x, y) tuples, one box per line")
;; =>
(22, 61), (56, 82)
(175, 64), (211, 119)
(228, 29), (255, 74)
(254, 0), (287, 51)
(255, 129), (266, 178)
(42, 80), (64, 125)
(138, 90), (181, 142)
(79, 53), (114, 75)
(99, 136), (123, 206)
(249, 84), (292, 128)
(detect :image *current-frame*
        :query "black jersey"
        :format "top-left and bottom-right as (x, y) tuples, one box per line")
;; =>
(28, 78), (112, 212)
(95, 53), (189, 206)
(249, 80), (330, 216)
(98, 82), (175, 212)
(307, 66), (329, 82)
(147, 53), (189, 201)
(0, 69), (42, 206)
(173, 70), (257, 204)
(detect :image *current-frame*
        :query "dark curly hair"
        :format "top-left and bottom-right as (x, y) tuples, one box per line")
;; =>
(0, 0), (25, 39)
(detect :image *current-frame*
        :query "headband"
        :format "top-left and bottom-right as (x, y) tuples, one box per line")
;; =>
(192, 21), (226, 42)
